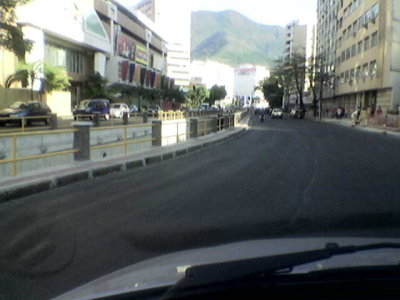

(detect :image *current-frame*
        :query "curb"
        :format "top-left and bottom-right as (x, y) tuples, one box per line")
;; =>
(313, 118), (400, 136)
(0, 126), (248, 204)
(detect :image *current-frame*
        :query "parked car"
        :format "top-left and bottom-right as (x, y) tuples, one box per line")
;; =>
(271, 108), (283, 119)
(73, 99), (110, 120)
(290, 108), (305, 119)
(110, 103), (130, 118)
(0, 101), (52, 127)
(129, 105), (139, 114)
(147, 105), (161, 117)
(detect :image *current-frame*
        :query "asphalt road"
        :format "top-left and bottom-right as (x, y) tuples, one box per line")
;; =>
(1, 114), (400, 299)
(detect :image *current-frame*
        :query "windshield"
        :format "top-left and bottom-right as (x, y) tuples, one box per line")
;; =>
(78, 100), (91, 109)
(2, 0), (400, 299)
(9, 102), (27, 109)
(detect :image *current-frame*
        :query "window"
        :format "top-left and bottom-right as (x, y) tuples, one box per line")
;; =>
(351, 44), (356, 57)
(364, 36), (370, 51)
(340, 72), (344, 84)
(371, 3), (379, 20)
(341, 51), (345, 62)
(346, 48), (351, 60)
(353, 21), (358, 35)
(357, 40), (363, 54)
(345, 70), (350, 82)
(45, 43), (84, 74)
(371, 31), (378, 47)
(350, 69), (355, 82)
(370, 60), (377, 77)
(362, 63), (369, 78)
(356, 66), (361, 80)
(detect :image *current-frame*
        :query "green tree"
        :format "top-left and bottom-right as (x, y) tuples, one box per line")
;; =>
(83, 72), (109, 99)
(42, 63), (71, 93)
(273, 53), (307, 108)
(0, 0), (32, 60)
(14, 60), (42, 100)
(165, 87), (186, 103)
(208, 84), (227, 105)
(307, 54), (333, 119)
(187, 86), (209, 108)
(259, 76), (284, 108)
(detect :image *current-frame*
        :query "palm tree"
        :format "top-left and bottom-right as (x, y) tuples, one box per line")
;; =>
(15, 60), (43, 100)
(5, 61), (70, 100)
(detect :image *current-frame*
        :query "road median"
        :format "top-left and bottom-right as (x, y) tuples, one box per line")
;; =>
(0, 123), (248, 203)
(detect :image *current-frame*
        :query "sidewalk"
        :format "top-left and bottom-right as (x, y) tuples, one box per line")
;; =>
(310, 116), (400, 136)
(0, 118), (249, 203)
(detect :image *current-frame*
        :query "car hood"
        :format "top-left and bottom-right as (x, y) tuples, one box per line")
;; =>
(53, 237), (400, 300)
(0, 108), (21, 115)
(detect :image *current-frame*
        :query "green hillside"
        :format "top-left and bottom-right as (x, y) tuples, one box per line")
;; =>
(191, 10), (286, 67)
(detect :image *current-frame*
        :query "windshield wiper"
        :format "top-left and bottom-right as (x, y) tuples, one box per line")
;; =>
(163, 242), (400, 298)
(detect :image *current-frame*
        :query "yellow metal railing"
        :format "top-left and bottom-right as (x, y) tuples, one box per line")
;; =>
(159, 110), (185, 121)
(0, 115), (52, 133)
(0, 128), (78, 177)
(90, 123), (155, 155)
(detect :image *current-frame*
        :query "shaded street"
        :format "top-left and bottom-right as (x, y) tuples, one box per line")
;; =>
(1, 114), (400, 299)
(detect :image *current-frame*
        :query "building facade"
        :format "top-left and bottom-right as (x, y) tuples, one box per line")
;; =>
(317, 0), (400, 112)
(234, 65), (270, 104)
(134, 0), (191, 89)
(2, 0), (168, 108)
(190, 60), (235, 101)
(316, 0), (338, 101)
(285, 20), (308, 59)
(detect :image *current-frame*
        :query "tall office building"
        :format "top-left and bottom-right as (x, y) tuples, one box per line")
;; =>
(285, 20), (308, 59)
(284, 20), (308, 104)
(317, 0), (400, 112)
(316, 0), (338, 101)
(134, 0), (191, 89)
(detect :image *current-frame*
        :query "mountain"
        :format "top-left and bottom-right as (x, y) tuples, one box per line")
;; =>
(191, 10), (286, 67)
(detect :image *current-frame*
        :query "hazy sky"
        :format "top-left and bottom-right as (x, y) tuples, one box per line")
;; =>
(125, 0), (317, 26)
(191, 0), (317, 26)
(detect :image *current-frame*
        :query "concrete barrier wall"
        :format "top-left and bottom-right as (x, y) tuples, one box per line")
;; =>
(44, 91), (72, 118)
(17, 132), (73, 157)
(0, 88), (72, 119)
(90, 125), (153, 161)
(0, 131), (74, 178)
(197, 118), (217, 137)
(0, 88), (40, 109)
(0, 114), (241, 178)
(161, 119), (188, 146)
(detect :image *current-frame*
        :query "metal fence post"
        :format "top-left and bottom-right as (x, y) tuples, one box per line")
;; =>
(73, 122), (91, 161)
(143, 112), (148, 124)
(93, 112), (100, 127)
(211, 116), (218, 133)
(123, 112), (129, 125)
(190, 118), (198, 138)
(152, 120), (162, 146)
(50, 113), (58, 130)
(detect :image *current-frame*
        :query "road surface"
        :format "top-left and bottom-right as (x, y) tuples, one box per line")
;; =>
(1, 114), (400, 299)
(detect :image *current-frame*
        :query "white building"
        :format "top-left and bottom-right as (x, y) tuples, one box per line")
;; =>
(133, 0), (191, 89)
(234, 65), (270, 104)
(13, 0), (167, 112)
(285, 20), (307, 59)
(190, 60), (234, 100)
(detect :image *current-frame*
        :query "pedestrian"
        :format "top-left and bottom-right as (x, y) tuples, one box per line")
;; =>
(337, 107), (342, 120)
(351, 109), (359, 126)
